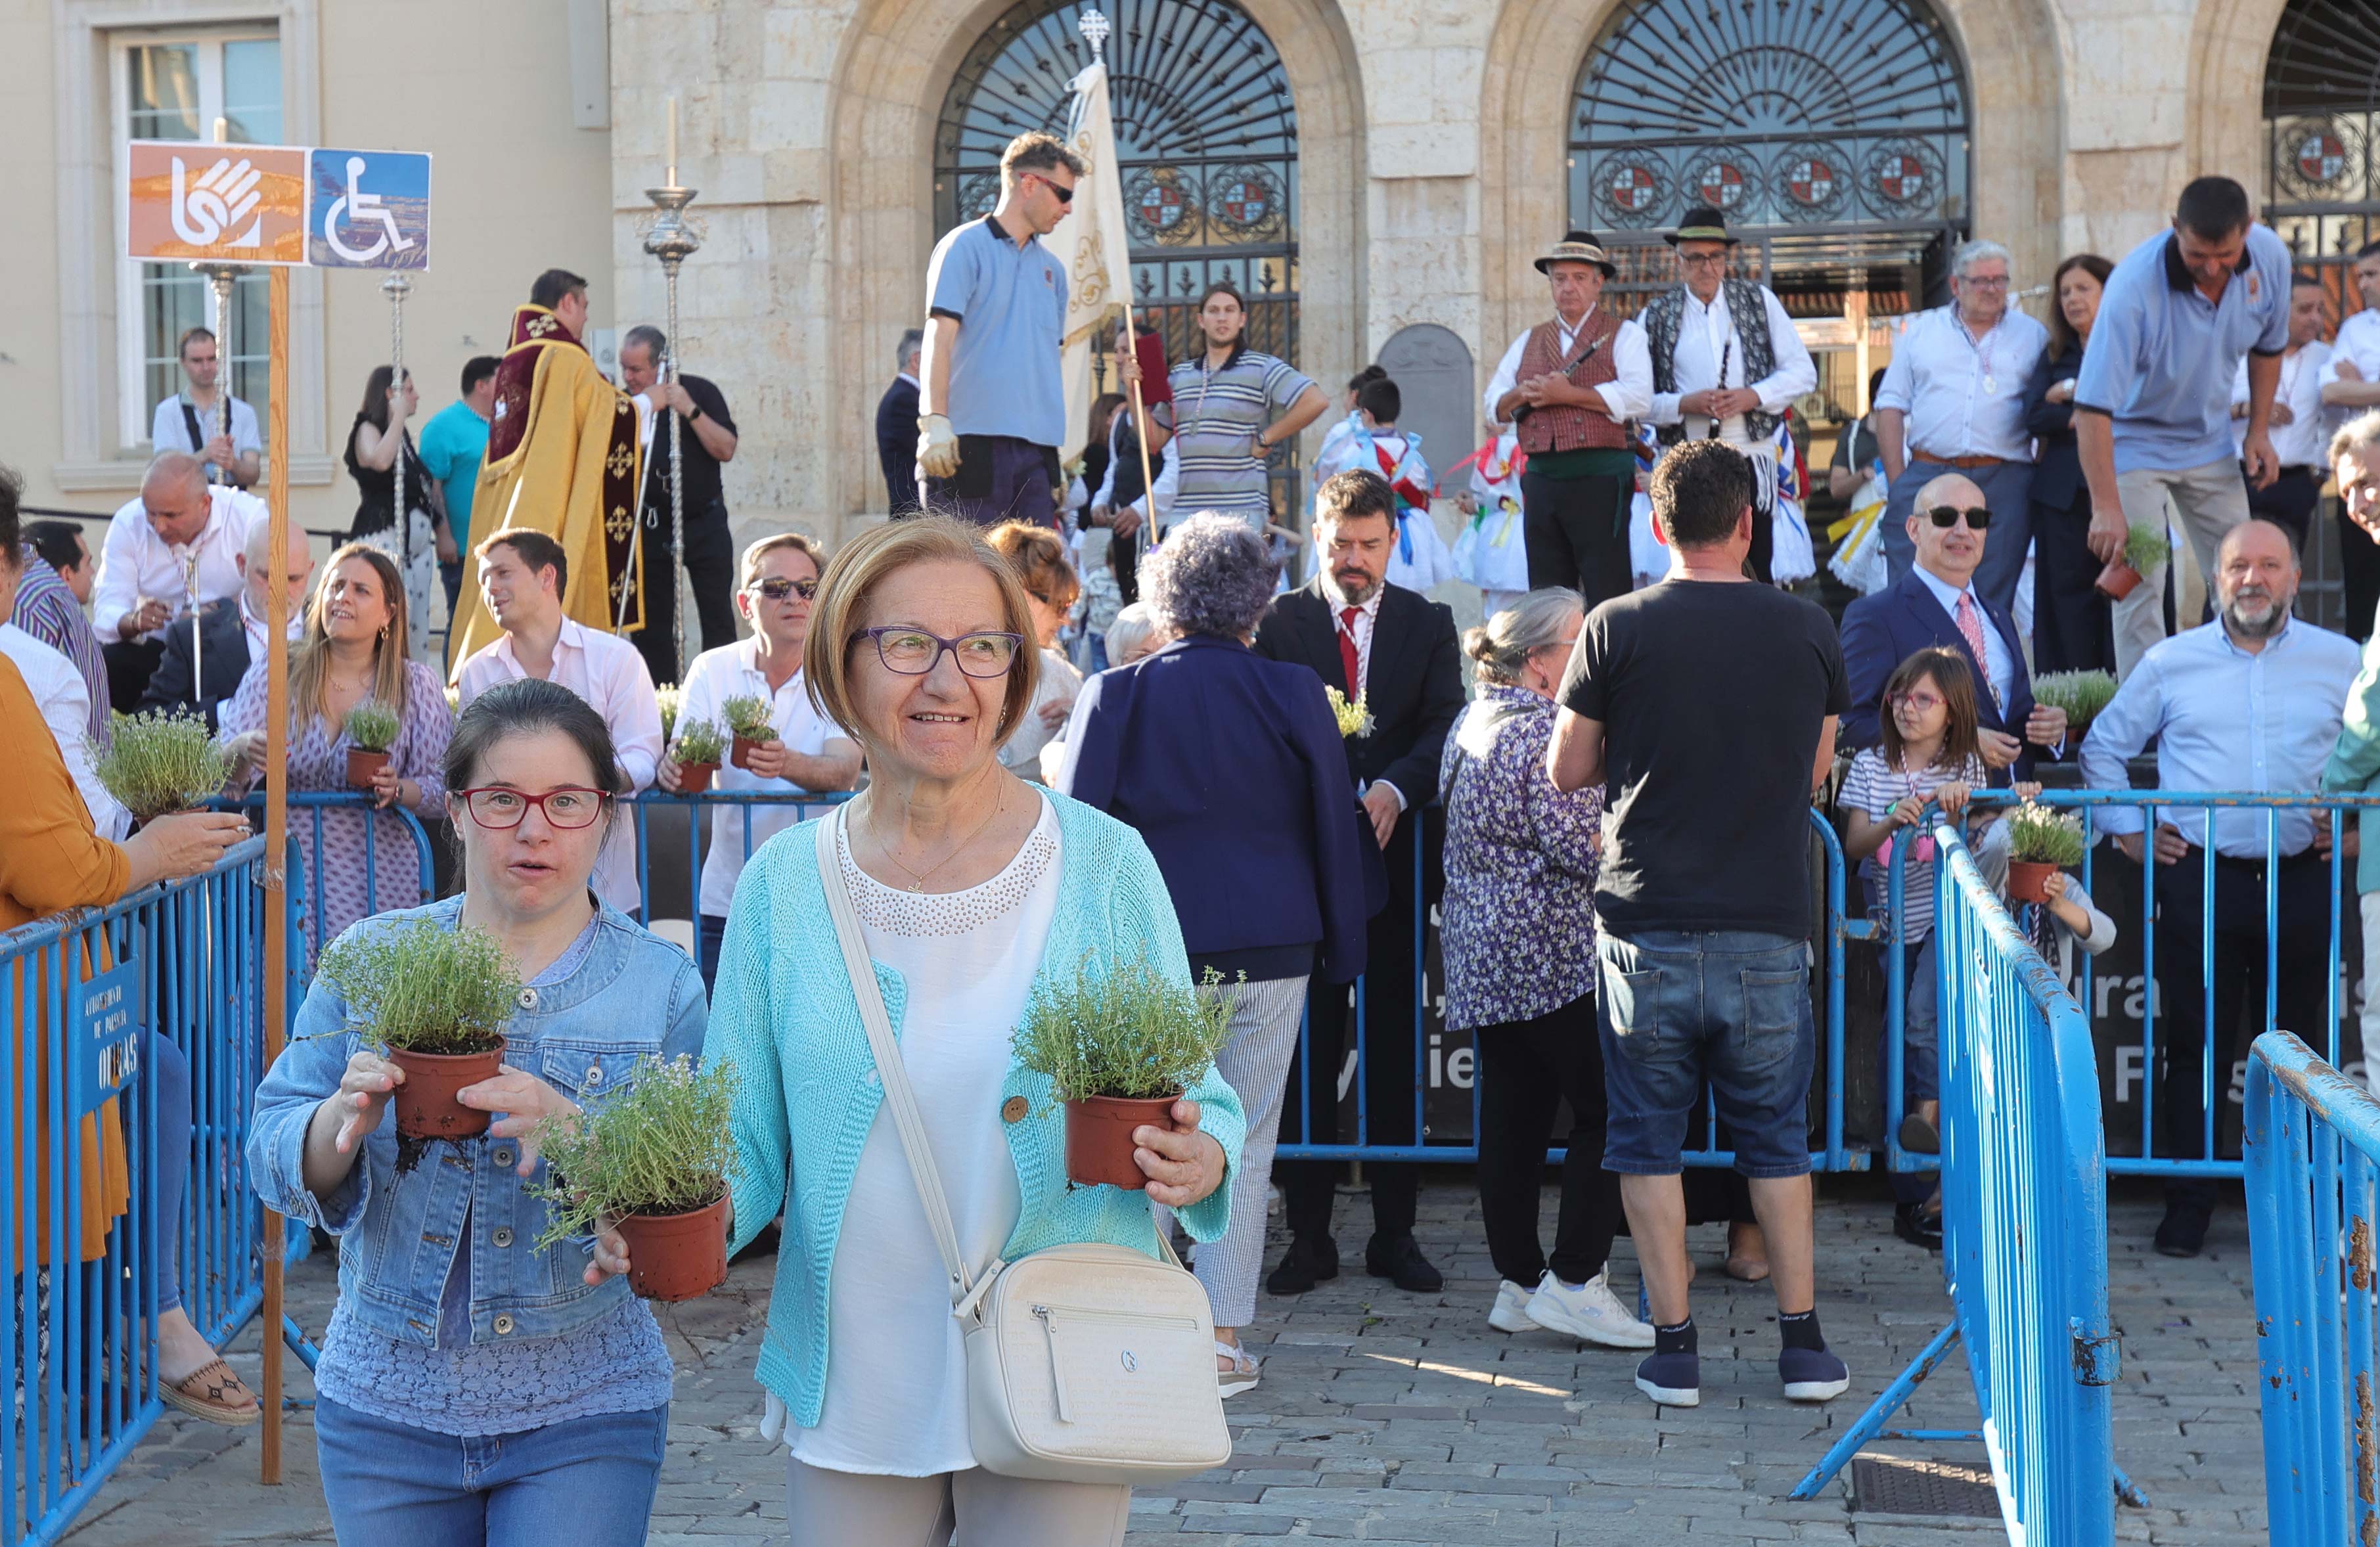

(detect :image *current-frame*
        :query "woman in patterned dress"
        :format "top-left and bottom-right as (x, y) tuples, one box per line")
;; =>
(1439, 588), (1653, 1351)
(221, 543), (452, 953)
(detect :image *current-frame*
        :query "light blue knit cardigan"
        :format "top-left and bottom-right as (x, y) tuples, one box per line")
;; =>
(706, 792), (1248, 1428)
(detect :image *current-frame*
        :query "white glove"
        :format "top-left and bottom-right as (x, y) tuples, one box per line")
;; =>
(917, 414), (961, 480)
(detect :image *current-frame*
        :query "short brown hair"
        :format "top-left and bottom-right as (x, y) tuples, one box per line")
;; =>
(1316, 468), (1396, 529)
(177, 326), (216, 359)
(985, 520), (1081, 610)
(1002, 132), (1086, 182)
(803, 516), (1042, 746)
(1650, 440), (1753, 549)
(740, 531), (826, 588)
(1878, 646), (1981, 773)
(478, 528), (568, 596)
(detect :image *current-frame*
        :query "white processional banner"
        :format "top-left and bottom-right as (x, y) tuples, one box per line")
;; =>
(1052, 59), (1138, 467)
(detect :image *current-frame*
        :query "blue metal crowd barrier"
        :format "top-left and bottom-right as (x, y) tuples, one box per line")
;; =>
(1, 838), (267, 1547)
(1875, 790), (2380, 1184)
(2243, 1030), (2380, 1544)
(1798, 815), (2136, 1536)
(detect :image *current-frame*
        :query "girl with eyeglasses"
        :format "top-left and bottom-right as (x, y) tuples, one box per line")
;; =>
(248, 677), (706, 1544)
(659, 532), (863, 989)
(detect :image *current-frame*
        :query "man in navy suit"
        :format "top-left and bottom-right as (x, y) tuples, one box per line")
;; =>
(1841, 472), (2069, 779)
(874, 328), (922, 515)
(1253, 469), (1464, 1297)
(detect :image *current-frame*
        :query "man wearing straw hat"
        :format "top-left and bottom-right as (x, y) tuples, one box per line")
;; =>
(1485, 231), (1653, 606)
(1641, 206), (1817, 581)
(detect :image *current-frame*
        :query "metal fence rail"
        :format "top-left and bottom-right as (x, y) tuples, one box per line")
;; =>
(1876, 788), (2380, 1182)
(2243, 1030), (2380, 1545)
(1, 837), (266, 1547)
(1799, 815), (2135, 1538)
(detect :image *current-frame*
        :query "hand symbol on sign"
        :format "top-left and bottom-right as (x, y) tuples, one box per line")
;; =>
(169, 156), (266, 248)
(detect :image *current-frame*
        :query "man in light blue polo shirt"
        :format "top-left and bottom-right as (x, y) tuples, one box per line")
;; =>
(915, 131), (1082, 527)
(2075, 175), (2293, 675)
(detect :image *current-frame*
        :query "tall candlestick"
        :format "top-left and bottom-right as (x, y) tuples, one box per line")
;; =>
(666, 96), (679, 185)
(213, 115), (227, 143)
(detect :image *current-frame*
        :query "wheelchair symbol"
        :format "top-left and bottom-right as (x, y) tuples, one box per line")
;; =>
(322, 156), (415, 264)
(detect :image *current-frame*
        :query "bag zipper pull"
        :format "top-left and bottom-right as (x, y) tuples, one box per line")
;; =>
(1033, 1305), (1073, 1423)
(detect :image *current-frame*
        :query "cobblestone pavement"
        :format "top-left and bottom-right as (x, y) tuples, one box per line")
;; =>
(66, 1176), (2266, 1545)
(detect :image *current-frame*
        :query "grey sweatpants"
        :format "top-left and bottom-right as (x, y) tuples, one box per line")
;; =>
(1188, 973), (1310, 1328)
(785, 1457), (1128, 1546)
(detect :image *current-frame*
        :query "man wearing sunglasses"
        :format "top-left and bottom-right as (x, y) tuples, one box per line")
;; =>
(1839, 472), (2068, 779)
(915, 131), (1084, 527)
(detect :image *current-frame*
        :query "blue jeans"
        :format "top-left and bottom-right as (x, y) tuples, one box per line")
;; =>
(150, 1032), (191, 1316)
(315, 1395), (668, 1547)
(1596, 930), (1817, 1180)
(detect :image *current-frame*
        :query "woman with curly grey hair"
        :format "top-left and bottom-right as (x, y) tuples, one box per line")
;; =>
(1056, 514), (1371, 1395)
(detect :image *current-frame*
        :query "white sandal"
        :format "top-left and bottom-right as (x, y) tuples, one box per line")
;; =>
(1216, 1339), (1261, 1397)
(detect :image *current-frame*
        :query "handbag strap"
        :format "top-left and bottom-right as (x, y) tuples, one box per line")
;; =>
(815, 813), (979, 1310)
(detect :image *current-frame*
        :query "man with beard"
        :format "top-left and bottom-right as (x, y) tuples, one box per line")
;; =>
(2082, 518), (2360, 1258)
(1255, 468), (1462, 1296)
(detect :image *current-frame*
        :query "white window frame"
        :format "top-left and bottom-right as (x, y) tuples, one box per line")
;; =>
(53, 0), (328, 494)
(107, 24), (279, 451)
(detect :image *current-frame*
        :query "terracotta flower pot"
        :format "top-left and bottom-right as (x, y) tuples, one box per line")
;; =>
(2094, 558), (2144, 601)
(677, 759), (719, 794)
(2006, 859), (2058, 907)
(616, 1192), (730, 1302)
(346, 748), (391, 790)
(388, 1041), (507, 1140)
(1064, 1094), (1179, 1190)
(730, 735), (767, 771)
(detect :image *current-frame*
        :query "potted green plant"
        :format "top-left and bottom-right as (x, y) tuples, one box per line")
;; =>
(654, 683), (683, 744)
(671, 718), (728, 794)
(531, 1054), (740, 1302)
(2004, 801), (2087, 906)
(2029, 669), (2119, 732)
(316, 917), (522, 1140)
(1014, 954), (1236, 1189)
(89, 710), (232, 824)
(719, 694), (776, 771)
(2094, 524), (2172, 601)
(342, 700), (402, 790)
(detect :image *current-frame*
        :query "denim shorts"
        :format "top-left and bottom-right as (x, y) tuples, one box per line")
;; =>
(1596, 929), (1817, 1179)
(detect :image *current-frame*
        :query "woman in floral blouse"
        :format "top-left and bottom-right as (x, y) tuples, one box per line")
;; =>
(221, 543), (452, 955)
(1440, 589), (1652, 1353)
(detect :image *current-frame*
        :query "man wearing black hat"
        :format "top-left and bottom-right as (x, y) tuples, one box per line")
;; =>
(1485, 232), (1653, 605)
(1642, 206), (1817, 581)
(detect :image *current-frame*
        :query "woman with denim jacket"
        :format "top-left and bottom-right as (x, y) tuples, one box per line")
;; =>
(247, 678), (706, 1544)
(704, 516), (1246, 1547)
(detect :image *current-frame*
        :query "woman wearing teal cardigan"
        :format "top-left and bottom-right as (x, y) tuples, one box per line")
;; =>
(704, 516), (1246, 1547)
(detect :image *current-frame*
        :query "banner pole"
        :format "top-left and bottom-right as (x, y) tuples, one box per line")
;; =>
(259, 263), (291, 1487)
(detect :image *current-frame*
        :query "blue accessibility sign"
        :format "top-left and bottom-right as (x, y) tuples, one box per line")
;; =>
(305, 148), (431, 270)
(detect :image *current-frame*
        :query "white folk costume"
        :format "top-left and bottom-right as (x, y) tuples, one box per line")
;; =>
(1452, 434), (1531, 612)
(1312, 422), (1456, 593)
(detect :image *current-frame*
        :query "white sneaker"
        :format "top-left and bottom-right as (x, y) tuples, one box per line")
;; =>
(1525, 1269), (1657, 1349)
(1488, 1278), (1537, 1333)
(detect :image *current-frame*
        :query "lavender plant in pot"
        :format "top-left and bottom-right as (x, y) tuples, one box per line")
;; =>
(316, 917), (521, 1140)
(342, 699), (401, 790)
(719, 694), (776, 772)
(531, 1054), (740, 1302)
(670, 718), (728, 794)
(2095, 524), (2171, 601)
(1014, 954), (1236, 1189)
(2004, 801), (2087, 907)
(89, 709), (232, 824)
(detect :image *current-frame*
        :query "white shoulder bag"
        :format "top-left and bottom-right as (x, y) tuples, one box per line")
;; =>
(813, 815), (1234, 1486)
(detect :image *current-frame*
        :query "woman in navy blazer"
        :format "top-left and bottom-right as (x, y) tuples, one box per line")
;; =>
(1056, 513), (1370, 1397)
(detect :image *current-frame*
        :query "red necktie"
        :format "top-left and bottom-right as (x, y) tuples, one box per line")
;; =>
(1337, 606), (1362, 696)
(1954, 593), (2003, 711)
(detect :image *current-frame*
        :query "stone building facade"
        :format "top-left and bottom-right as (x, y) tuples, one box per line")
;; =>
(7, 0), (2373, 550)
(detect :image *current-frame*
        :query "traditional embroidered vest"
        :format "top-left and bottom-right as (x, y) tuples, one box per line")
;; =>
(1516, 309), (1627, 455)
(1642, 277), (1780, 447)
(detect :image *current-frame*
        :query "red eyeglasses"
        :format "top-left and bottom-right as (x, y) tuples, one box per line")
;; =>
(452, 786), (611, 830)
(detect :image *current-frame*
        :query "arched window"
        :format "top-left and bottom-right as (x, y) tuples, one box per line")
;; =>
(2266, 0), (2380, 259)
(1568, 0), (1971, 326)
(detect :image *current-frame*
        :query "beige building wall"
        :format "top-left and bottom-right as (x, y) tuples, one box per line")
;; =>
(6, 0), (2312, 565)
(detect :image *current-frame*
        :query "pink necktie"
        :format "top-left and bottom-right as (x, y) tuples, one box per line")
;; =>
(1955, 593), (2002, 710)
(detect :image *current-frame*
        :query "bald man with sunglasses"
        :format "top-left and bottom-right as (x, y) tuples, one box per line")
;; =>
(1839, 472), (2067, 780)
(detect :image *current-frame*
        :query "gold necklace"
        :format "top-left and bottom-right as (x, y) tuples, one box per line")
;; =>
(870, 791), (1005, 893)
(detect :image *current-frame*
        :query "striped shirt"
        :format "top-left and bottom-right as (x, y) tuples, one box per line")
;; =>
(1838, 746), (1987, 941)
(1154, 348), (1314, 526)
(11, 551), (109, 747)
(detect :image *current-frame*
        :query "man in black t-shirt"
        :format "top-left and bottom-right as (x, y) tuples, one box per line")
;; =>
(1548, 439), (1852, 1413)
(620, 325), (740, 685)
